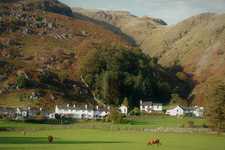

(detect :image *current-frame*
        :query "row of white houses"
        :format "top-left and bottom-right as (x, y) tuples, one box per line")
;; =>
(49, 104), (128, 119)
(52, 100), (203, 119)
(53, 104), (110, 119)
(0, 101), (204, 120)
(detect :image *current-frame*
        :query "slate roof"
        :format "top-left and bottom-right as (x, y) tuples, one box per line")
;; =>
(142, 101), (153, 106)
(141, 101), (162, 106)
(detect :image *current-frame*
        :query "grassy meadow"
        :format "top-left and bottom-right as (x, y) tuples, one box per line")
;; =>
(1, 128), (225, 150)
(0, 116), (224, 150)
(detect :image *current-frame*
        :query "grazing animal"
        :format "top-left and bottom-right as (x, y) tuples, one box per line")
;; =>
(48, 136), (54, 143)
(147, 138), (161, 146)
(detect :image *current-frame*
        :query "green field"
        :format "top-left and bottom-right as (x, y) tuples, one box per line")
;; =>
(0, 117), (224, 150)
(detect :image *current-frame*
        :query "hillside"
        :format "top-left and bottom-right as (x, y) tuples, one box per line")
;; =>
(73, 8), (225, 105)
(73, 7), (167, 46)
(0, 0), (133, 108)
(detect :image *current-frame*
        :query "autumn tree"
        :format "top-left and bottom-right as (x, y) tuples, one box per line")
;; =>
(205, 82), (225, 132)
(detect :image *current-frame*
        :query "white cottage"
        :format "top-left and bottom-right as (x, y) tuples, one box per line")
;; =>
(140, 100), (163, 113)
(166, 105), (185, 116)
(166, 105), (204, 117)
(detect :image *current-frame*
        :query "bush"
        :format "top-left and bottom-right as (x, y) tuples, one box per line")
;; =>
(202, 123), (208, 128)
(16, 74), (30, 89)
(108, 108), (123, 124)
(185, 121), (195, 128)
(129, 107), (141, 116)
(25, 115), (47, 124)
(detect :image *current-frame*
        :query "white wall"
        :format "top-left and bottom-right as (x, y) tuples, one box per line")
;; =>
(140, 104), (162, 112)
(55, 106), (107, 119)
(153, 105), (162, 111)
(166, 106), (184, 116)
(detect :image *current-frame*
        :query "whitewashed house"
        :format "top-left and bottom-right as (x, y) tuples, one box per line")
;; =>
(119, 105), (128, 115)
(16, 107), (49, 119)
(166, 105), (204, 117)
(54, 104), (109, 119)
(166, 105), (185, 116)
(140, 100), (163, 113)
(0, 107), (16, 118)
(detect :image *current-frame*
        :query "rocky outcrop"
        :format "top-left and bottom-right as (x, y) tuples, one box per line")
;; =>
(1, 0), (73, 17)
(27, 0), (73, 17)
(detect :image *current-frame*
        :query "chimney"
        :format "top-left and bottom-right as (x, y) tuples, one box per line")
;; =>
(55, 105), (59, 113)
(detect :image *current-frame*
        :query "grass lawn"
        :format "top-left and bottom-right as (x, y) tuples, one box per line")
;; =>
(0, 119), (224, 150)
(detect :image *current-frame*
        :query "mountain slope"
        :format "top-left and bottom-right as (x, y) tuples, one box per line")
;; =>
(0, 0), (133, 108)
(73, 7), (167, 46)
(73, 8), (225, 105)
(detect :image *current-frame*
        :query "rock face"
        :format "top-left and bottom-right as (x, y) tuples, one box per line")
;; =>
(1, 0), (73, 17)
(27, 0), (73, 17)
(73, 8), (225, 105)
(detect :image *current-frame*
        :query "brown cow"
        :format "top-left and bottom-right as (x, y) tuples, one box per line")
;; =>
(48, 135), (54, 143)
(147, 138), (161, 146)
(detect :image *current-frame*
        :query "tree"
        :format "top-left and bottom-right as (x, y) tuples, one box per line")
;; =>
(205, 82), (225, 132)
(79, 45), (173, 107)
(122, 97), (129, 107)
(129, 107), (141, 116)
(108, 107), (123, 124)
(176, 72), (189, 81)
(16, 74), (29, 89)
(101, 71), (120, 105)
(170, 93), (188, 106)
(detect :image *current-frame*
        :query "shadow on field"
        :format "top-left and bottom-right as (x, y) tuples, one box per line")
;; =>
(0, 137), (130, 144)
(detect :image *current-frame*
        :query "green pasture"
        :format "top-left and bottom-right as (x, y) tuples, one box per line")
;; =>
(0, 116), (224, 150)
(0, 127), (224, 150)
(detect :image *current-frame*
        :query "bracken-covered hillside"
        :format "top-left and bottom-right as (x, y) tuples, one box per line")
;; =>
(0, 0), (133, 109)
(74, 8), (225, 105)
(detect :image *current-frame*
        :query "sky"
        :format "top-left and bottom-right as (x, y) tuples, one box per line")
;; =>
(60, 0), (225, 24)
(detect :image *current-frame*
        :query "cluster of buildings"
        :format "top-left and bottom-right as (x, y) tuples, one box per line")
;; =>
(165, 105), (204, 117)
(0, 100), (204, 120)
(52, 104), (110, 119)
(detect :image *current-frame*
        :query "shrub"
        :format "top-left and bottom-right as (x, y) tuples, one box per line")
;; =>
(129, 107), (141, 116)
(16, 74), (30, 89)
(185, 121), (195, 128)
(202, 123), (208, 128)
(108, 108), (123, 124)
